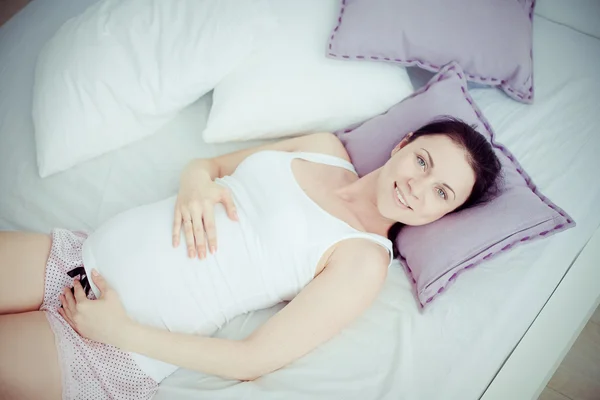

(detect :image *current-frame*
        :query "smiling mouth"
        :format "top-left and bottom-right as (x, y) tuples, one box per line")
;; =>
(394, 183), (412, 210)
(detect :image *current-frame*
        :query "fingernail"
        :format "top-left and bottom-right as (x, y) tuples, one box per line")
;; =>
(92, 269), (99, 276)
(210, 246), (216, 254)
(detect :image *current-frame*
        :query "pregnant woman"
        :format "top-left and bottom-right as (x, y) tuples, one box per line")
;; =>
(0, 118), (501, 400)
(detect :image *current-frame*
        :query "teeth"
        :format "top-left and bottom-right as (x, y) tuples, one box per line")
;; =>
(395, 186), (409, 208)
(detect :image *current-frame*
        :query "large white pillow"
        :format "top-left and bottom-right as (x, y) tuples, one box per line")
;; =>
(201, 0), (414, 143)
(33, 0), (275, 178)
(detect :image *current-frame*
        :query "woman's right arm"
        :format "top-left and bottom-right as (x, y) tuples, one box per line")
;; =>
(185, 131), (350, 180)
(174, 132), (350, 259)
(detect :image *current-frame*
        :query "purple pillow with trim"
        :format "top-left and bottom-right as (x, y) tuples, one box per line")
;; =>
(328, 0), (536, 104)
(335, 62), (574, 308)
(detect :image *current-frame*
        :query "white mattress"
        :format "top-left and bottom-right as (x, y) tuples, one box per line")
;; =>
(1, 2), (600, 399)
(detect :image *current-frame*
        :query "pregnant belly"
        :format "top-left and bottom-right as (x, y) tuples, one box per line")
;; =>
(81, 195), (186, 327)
(80, 194), (266, 335)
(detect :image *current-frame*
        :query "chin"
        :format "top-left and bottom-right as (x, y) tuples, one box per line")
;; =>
(388, 214), (416, 227)
(396, 217), (419, 226)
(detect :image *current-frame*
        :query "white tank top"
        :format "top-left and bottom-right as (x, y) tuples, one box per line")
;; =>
(81, 150), (393, 382)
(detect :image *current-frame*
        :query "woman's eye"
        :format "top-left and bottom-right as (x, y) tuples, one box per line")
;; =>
(437, 188), (447, 200)
(416, 156), (426, 170)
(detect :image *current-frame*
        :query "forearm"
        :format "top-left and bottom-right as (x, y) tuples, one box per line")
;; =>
(120, 322), (258, 381)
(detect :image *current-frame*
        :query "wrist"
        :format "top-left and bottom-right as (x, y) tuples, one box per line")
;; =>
(181, 159), (217, 184)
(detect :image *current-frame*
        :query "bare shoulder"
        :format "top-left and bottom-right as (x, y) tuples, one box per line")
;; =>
(328, 238), (390, 281)
(293, 132), (351, 163)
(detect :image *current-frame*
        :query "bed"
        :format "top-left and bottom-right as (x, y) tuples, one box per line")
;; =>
(1, 1), (599, 399)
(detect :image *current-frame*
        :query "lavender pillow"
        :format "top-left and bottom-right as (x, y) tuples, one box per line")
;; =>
(328, 0), (536, 104)
(335, 62), (574, 308)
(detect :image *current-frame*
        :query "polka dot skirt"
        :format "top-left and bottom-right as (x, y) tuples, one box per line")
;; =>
(40, 228), (159, 400)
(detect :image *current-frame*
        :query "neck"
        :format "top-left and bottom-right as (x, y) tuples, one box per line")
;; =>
(337, 168), (396, 237)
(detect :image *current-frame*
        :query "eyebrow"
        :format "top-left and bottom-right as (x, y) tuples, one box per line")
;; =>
(421, 148), (456, 200)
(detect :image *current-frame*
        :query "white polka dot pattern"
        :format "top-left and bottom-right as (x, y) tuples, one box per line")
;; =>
(40, 228), (159, 400)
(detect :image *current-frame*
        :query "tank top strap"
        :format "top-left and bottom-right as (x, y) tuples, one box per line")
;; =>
(291, 151), (358, 175)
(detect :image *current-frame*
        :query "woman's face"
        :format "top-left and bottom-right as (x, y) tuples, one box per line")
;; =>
(376, 133), (476, 226)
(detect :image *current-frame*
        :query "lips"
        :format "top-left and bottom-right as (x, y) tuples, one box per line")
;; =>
(394, 182), (412, 210)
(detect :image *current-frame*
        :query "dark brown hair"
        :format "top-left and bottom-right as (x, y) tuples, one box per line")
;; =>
(387, 116), (503, 255)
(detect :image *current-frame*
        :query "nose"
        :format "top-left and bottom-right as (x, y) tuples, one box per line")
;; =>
(407, 177), (426, 200)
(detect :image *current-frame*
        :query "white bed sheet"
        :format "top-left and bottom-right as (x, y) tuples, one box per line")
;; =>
(1, 3), (600, 400)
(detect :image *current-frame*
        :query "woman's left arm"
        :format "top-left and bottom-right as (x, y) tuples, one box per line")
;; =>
(60, 244), (389, 381)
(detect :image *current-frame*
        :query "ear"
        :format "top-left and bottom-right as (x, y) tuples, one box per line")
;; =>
(391, 132), (413, 157)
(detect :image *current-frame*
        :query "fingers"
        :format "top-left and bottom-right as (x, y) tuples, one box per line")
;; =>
(180, 207), (206, 260)
(221, 191), (238, 221)
(59, 283), (84, 335)
(203, 207), (217, 255)
(90, 269), (106, 296)
(172, 208), (182, 248)
(60, 286), (78, 330)
(191, 207), (207, 259)
(174, 186), (239, 260)
(62, 285), (77, 311)
(181, 211), (197, 259)
(73, 279), (87, 302)
(58, 305), (75, 329)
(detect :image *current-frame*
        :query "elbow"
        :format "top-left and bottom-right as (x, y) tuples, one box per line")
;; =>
(233, 339), (271, 382)
(235, 365), (267, 382)
(238, 372), (262, 382)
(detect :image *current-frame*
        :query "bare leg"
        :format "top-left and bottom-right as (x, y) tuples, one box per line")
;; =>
(0, 311), (62, 400)
(0, 231), (51, 314)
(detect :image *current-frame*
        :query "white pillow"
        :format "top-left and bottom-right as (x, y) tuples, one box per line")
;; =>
(202, 0), (414, 143)
(33, 0), (275, 178)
